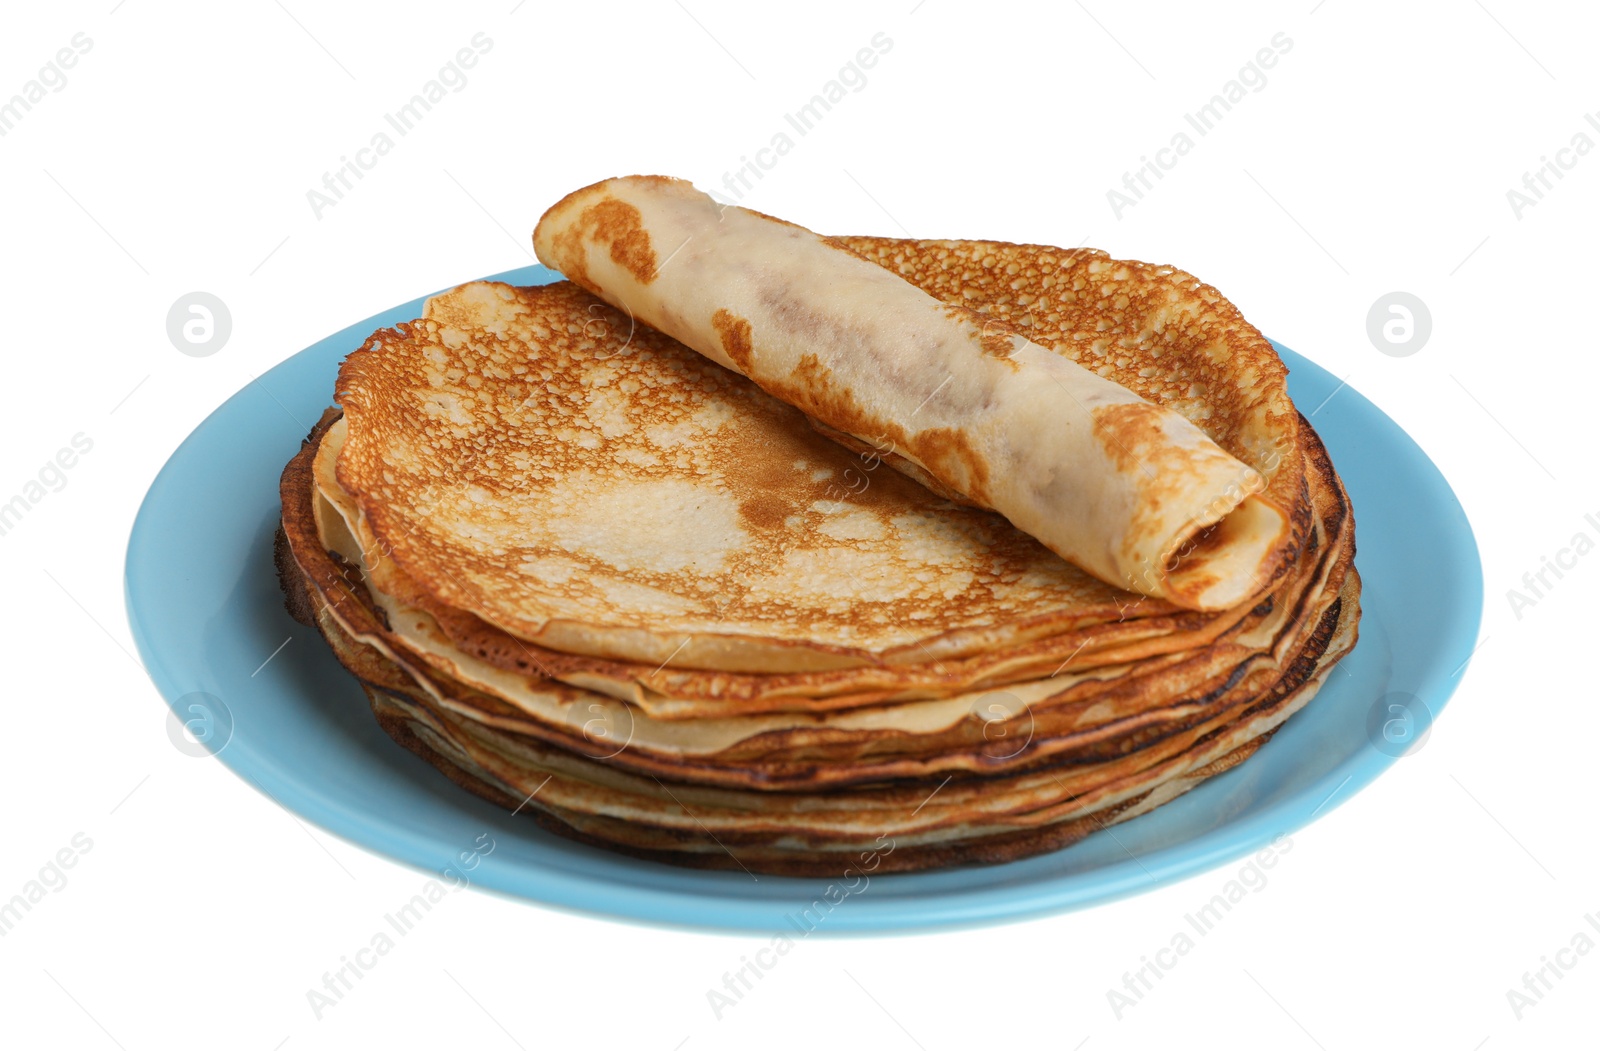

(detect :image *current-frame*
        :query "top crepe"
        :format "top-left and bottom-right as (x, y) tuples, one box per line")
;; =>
(533, 175), (1295, 609)
(333, 281), (1160, 673)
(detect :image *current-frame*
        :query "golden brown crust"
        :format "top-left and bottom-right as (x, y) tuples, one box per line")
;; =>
(834, 235), (1308, 600)
(533, 177), (689, 290)
(281, 404), (1350, 784)
(710, 308), (754, 372)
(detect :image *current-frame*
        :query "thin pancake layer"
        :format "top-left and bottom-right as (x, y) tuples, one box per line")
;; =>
(313, 571), (1357, 874)
(316, 415), (1267, 719)
(279, 407), (1355, 791)
(335, 281), (1179, 673)
(299, 548), (1355, 842)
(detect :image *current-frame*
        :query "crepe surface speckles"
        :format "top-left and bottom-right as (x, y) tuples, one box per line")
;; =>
(834, 236), (1306, 537)
(335, 280), (1157, 672)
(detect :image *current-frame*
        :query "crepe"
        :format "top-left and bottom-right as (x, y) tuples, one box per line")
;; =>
(533, 176), (1297, 610)
(274, 214), (1362, 875)
(279, 435), (1356, 873)
(277, 407), (1359, 872)
(284, 407), (1350, 787)
(334, 282), (1191, 675)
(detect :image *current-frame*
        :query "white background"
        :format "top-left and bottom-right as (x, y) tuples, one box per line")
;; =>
(1, 1), (1595, 1047)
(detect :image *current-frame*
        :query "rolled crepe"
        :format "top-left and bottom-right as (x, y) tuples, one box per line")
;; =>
(533, 176), (1291, 610)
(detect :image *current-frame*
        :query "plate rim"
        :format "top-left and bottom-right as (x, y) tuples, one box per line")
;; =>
(125, 265), (1484, 934)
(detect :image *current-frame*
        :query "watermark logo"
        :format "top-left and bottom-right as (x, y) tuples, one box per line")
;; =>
(971, 690), (1033, 760)
(167, 292), (232, 357)
(567, 697), (634, 760)
(584, 301), (636, 361)
(166, 692), (234, 757)
(1365, 691), (1431, 758)
(1366, 292), (1431, 357)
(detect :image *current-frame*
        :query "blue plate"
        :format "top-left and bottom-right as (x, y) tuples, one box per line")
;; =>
(126, 265), (1482, 933)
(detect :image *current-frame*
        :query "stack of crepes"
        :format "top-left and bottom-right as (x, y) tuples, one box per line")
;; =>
(275, 176), (1359, 875)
